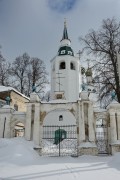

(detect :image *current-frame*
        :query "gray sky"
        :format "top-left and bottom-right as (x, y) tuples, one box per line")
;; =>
(0, 0), (120, 73)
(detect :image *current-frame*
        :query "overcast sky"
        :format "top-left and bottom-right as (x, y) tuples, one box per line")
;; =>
(0, 0), (120, 73)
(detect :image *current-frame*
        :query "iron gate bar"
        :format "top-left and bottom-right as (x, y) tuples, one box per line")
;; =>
(58, 127), (60, 156)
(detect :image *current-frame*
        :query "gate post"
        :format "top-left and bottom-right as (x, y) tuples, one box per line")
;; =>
(109, 110), (117, 143)
(116, 111), (120, 140)
(0, 105), (14, 138)
(33, 103), (40, 146)
(107, 102), (120, 154)
(88, 102), (95, 142)
(59, 126), (60, 156)
(25, 103), (32, 140)
(78, 100), (85, 144)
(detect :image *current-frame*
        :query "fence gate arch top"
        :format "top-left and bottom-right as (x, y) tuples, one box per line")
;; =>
(43, 109), (77, 126)
(10, 119), (25, 138)
(95, 118), (108, 154)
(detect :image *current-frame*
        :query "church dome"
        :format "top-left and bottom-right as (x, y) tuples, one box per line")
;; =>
(58, 46), (74, 56)
(85, 68), (92, 77)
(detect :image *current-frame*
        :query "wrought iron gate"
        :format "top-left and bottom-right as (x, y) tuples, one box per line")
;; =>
(96, 123), (108, 154)
(42, 125), (78, 157)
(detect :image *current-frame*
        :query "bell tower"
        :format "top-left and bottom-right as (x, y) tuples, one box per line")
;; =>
(50, 20), (81, 102)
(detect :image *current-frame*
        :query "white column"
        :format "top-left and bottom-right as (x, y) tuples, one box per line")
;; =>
(39, 123), (43, 148)
(88, 102), (95, 142)
(117, 111), (120, 140)
(110, 110), (117, 143)
(0, 115), (4, 138)
(5, 116), (11, 138)
(0, 106), (14, 138)
(78, 101), (85, 144)
(33, 103), (40, 146)
(25, 104), (32, 140)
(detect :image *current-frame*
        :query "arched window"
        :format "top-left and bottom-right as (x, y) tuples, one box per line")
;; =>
(88, 88), (91, 91)
(68, 51), (73, 55)
(14, 104), (18, 111)
(59, 115), (63, 121)
(70, 62), (75, 70)
(59, 62), (66, 69)
(60, 50), (66, 54)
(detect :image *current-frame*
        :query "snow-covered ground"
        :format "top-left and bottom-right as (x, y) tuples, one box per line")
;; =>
(0, 137), (120, 180)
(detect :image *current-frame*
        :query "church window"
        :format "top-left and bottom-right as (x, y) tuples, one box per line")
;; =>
(59, 115), (63, 121)
(70, 62), (75, 70)
(68, 51), (72, 55)
(14, 104), (18, 111)
(59, 61), (66, 69)
(56, 94), (62, 99)
(60, 50), (66, 54)
(92, 89), (96, 93)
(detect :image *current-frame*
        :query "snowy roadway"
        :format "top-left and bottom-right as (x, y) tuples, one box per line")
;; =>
(0, 138), (120, 180)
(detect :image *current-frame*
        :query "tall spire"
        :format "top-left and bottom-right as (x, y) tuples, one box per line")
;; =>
(58, 19), (73, 56)
(61, 18), (70, 41)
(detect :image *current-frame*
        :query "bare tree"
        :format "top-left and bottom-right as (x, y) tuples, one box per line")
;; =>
(27, 57), (49, 97)
(0, 50), (11, 86)
(80, 18), (120, 107)
(10, 53), (30, 94)
(0, 41), (49, 97)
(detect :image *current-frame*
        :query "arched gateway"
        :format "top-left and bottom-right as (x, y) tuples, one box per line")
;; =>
(42, 109), (78, 156)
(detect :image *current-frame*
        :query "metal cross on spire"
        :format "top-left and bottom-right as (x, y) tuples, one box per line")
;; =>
(64, 18), (67, 27)
(77, 50), (82, 61)
(86, 59), (90, 68)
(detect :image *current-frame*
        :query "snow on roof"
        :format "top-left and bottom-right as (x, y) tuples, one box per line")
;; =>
(46, 99), (69, 104)
(94, 108), (107, 113)
(2, 105), (14, 109)
(110, 99), (118, 104)
(0, 86), (30, 100)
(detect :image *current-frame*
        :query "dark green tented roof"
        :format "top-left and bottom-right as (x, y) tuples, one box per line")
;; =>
(62, 25), (68, 40)
(61, 20), (71, 42)
(58, 46), (74, 56)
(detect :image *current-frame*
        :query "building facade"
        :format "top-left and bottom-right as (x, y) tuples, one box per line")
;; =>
(0, 86), (29, 111)
(0, 21), (120, 156)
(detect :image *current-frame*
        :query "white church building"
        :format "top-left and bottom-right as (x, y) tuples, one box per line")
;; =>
(0, 21), (120, 156)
